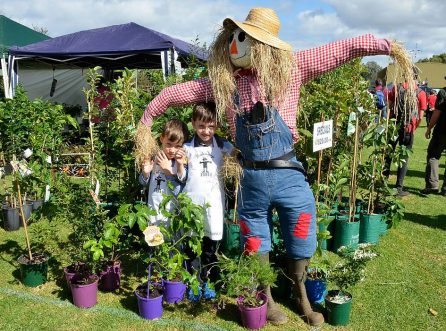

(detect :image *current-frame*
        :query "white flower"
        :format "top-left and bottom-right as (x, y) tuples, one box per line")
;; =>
(143, 226), (164, 247)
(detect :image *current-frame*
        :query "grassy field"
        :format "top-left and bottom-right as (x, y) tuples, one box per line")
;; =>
(1, 122), (445, 331)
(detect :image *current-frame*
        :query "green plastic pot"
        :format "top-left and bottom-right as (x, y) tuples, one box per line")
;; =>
(222, 221), (241, 258)
(325, 290), (352, 326)
(318, 215), (335, 251)
(18, 253), (48, 287)
(332, 214), (359, 252)
(359, 213), (383, 244)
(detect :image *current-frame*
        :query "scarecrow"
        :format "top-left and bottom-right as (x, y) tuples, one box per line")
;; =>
(135, 8), (416, 326)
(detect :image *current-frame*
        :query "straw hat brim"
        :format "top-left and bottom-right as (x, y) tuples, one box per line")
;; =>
(223, 18), (292, 52)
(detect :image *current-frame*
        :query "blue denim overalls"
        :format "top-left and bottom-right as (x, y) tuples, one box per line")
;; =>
(235, 105), (317, 259)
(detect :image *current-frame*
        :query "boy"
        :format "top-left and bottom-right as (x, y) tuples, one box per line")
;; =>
(139, 119), (189, 225)
(176, 102), (234, 299)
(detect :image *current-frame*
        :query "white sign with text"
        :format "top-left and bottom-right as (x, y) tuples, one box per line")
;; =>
(313, 120), (333, 152)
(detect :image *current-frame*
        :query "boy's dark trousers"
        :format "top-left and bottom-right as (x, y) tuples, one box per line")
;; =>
(184, 236), (219, 283)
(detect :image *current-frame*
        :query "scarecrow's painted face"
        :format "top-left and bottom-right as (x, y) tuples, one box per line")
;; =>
(228, 27), (252, 69)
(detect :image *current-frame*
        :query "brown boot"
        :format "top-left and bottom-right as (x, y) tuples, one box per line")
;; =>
(258, 253), (288, 325)
(288, 258), (324, 326)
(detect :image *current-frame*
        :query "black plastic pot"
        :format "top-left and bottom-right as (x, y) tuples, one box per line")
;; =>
(19, 201), (33, 226)
(2, 206), (20, 231)
(32, 199), (44, 210)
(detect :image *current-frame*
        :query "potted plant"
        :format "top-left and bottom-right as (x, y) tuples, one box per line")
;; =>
(316, 159), (349, 252)
(157, 191), (206, 303)
(325, 243), (378, 326)
(83, 203), (156, 291)
(304, 258), (329, 305)
(7, 160), (50, 287)
(135, 225), (165, 320)
(215, 253), (277, 330)
(332, 114), (362, 252)
(69, 263), (100, 308)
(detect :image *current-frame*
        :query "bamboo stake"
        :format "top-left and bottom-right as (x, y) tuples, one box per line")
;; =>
(17, 181), (33, 261)
(232, 178), (239, 224)
(367, 155), (377, 214)
(349, 114), (360, 222)
(315, 149), (323, 205)
(315, 114), (325, 206)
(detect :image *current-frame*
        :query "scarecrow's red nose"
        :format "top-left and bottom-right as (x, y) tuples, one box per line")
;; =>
(230, 39), (238, 55)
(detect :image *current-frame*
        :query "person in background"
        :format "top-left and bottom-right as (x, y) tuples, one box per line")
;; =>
(422, 80), (446, 196)
(375, 78), (388, 119)
(385, 79), (427, 197)
(176, 102), (234, 300)
(139, 119), (189, 225)
(426, 89), (437, 126)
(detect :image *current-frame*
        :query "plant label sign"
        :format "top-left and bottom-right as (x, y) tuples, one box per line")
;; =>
(313, 120), (333, 152)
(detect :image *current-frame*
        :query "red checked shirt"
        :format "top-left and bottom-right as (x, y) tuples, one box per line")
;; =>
(141, 34), (391, 142)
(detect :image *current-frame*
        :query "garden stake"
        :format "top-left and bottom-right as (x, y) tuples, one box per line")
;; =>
(381, 97), (391, 172)
(349, 114), (359, 222)
(16, 181), (33, 261)
(315, 114), (324, 205)
(233, 177), (239, 224)
(147, 256), (152, 298)
(367, 155), (377, 215)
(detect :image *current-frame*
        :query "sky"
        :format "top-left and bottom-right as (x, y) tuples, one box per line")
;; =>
(1, 0), (446, 68)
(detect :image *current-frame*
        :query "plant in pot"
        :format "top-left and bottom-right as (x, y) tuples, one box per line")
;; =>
(316, 157), (350, 253)
(83, 203), (156, 291)
(64, 193), (112, 306)
(325, 243), (378, 326)
(326, 153), (362, 252)
(356, 115), (390, 245)
(154, 190), (206, 303)
(135, 225), (165, 320)
(305, 257), (330, 305)
(7, 160), (50, 287)
(215, 253), (278, 330)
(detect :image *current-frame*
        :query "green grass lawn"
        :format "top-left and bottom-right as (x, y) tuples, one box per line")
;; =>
(1, 122), (445, 331)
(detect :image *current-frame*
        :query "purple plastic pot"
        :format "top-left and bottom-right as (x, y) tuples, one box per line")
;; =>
(135, 286), (163, 320)
(237, 292), (268, 330)
(98, 261), (121, 292)
(163, 279), (186, 304)
(64, 263), (86, 289)
(70, 275), (99, 308)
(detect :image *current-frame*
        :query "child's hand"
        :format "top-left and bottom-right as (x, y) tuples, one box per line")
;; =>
(175, 148), (187, 165)
(142, 159), (154, 177)
(156, 151), (173, 175)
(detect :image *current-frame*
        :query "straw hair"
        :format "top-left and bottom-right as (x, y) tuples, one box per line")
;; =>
(208, 27), (294, 120)
(134, 122), (159, 170)
(223, 8), (292, 51)
(389, 40), (419, 121)
(220, 152), (243, 184)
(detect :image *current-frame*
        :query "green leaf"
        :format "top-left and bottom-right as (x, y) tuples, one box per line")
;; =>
(83, 240), (96, 249)
(128, 214), (136, 228)
(137, 216), (148, 231)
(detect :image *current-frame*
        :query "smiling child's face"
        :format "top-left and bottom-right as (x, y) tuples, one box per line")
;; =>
(160, 135), (183, 159)
(192, 119), (217, 145)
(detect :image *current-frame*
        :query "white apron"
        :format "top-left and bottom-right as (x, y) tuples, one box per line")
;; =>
(183, 137), (225, 240)
(146, 164), (176, 226)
